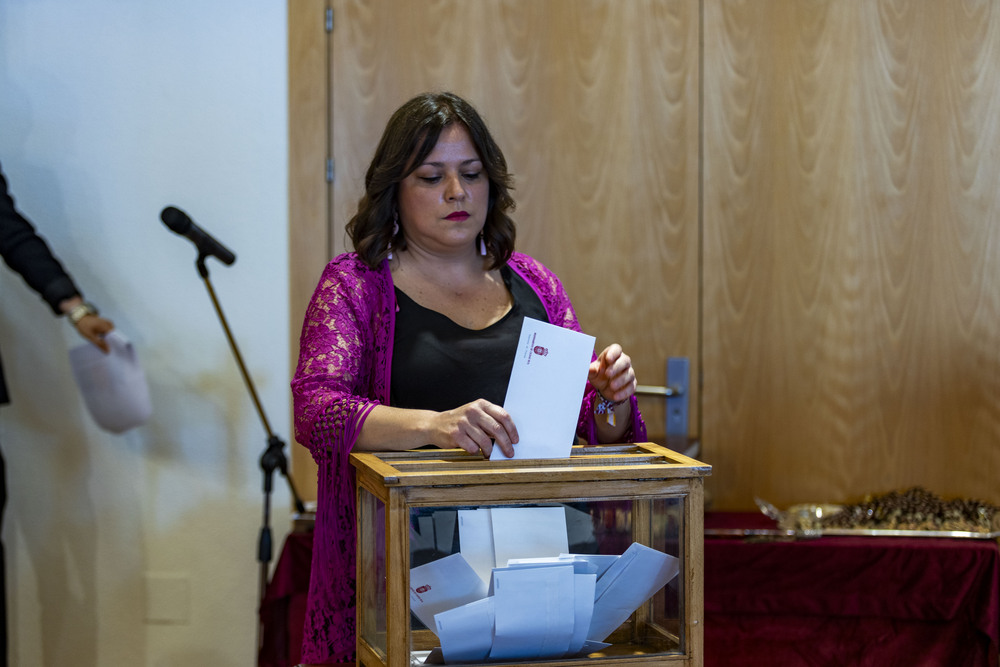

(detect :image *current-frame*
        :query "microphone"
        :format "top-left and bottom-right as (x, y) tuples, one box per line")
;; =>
(161, 206), (236, 265)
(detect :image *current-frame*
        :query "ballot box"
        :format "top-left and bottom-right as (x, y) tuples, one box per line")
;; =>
(350, 442), (711, 667)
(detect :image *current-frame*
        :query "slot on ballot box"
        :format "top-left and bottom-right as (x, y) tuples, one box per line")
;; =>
(351, 442), (711, 666)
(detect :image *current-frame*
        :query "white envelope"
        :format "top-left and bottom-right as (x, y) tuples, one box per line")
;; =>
(435, 597), (495, 663)
(505, 555), (589, 573)
(458, 508), (496, 586)
(493, 317), (594, 460)
(68, 330), (152, 433)
(567, 573), (597, 656)
(489, 565), (576, 660)
(561, 553), (620, 580)
(410, 553), (488, 633)
(491, 506), (568, 573)
(587, 542), (680, 642)
(459, 506), (570, 587)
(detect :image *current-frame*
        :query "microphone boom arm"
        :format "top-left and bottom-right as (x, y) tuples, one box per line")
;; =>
(190, 247), (306, 658)
(196, 252), (306, 514)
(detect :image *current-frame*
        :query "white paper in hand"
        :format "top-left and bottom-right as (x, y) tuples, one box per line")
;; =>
(69, 330), (152, 433)
(494, 317), (594, 460)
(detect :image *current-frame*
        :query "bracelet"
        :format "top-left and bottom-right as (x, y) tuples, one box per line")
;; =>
(67, 302), (99, 326)
(594, 394), (626, 427)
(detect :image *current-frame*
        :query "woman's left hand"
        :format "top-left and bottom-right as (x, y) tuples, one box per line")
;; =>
(588, 344), (636, 403)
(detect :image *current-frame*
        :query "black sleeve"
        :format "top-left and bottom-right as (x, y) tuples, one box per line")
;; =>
(0, 161), (82, 315)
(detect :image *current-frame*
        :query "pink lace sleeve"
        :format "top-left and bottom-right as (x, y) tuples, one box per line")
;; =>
(291, 254), (394, 663)
(509, 253), (647, 444)
(292, 256), (392, 459)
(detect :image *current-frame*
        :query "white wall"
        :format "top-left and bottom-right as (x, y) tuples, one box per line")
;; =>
(0, 1), (291, 665)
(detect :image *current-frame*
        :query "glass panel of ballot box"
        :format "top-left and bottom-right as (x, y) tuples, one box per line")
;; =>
(352, 442), (711, 667)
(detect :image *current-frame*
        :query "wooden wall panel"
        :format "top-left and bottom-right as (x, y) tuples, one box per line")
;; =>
(288, 0), (330, 500)
(702, 0), (1000, 509)
(328, 0), (701, 444)
(293, 0), (1000, 512)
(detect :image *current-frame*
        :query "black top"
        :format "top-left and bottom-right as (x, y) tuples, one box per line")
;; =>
(0, 161), (82, 404)
(390, 265), (548, 411)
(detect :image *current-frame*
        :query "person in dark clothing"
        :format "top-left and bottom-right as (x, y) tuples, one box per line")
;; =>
(0, 160), (114, 666)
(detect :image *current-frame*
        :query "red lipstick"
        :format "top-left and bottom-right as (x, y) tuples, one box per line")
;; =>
(445, 212), (470, 221)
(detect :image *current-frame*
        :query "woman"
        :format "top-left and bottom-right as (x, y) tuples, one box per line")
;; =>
(291, 92), (646, 664)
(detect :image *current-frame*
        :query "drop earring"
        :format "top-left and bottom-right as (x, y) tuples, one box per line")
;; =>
(387, 214), (399, 260)
(479, 233), (487, 256)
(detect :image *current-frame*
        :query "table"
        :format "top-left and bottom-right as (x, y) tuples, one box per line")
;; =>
(704, 512), (1000, 666)
(262, 512), (1000, 667)
(259, 527), (313, 667)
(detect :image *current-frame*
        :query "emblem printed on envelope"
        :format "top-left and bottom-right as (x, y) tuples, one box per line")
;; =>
(533, 345), (548, 357)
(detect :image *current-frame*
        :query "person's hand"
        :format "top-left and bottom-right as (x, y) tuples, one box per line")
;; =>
(588, 344), (637, 403)
(74, 313), (115, 353)
(430, 399), (518, 458)
(60, 296), (115, 353)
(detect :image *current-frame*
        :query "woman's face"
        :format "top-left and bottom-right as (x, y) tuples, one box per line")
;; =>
(397, 123), (489, 256)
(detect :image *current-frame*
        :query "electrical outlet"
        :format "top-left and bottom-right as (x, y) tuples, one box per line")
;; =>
(144, 572), (190, 624)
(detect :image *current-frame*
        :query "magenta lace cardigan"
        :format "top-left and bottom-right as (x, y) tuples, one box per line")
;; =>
(291, 251), (646, 662)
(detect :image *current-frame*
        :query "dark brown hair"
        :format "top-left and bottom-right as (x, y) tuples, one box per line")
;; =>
(347, 92), (516, 269)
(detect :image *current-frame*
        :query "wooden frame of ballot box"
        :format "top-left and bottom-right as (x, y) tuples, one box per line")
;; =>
(351, 442), (711, 667)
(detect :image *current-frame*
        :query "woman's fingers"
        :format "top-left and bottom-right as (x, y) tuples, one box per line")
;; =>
(591, 344), (637, 402)
(441, 400), (518, 458)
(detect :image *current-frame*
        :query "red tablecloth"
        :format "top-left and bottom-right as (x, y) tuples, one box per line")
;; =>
(705, 512), (1000, 667)
(259, 530), (313, 667)
(260, 514), (1000, 667)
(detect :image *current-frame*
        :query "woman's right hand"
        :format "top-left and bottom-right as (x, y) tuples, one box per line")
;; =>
(431, 399), (518, 458)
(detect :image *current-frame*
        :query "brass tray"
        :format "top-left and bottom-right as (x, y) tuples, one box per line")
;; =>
(710, 496), (1000, 541)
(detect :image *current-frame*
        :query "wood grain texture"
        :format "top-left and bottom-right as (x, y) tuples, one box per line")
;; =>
(288, 0), (330, 500)
(703, 0), (1000, 509)
(292, 0), (1000, 512)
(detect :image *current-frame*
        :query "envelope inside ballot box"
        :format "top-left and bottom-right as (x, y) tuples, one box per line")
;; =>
(409, 505), (679, 664)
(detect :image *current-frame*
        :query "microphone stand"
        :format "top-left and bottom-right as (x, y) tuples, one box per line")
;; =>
(191, 252), (306, 655)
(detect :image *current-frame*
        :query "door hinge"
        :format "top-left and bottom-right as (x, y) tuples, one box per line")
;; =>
(326, 7), (333, 32)
(326, 158), (334, 183)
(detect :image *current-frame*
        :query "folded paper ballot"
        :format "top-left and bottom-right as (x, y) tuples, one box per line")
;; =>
(68, 330), (152, 433)
(412, 543), (679, 664)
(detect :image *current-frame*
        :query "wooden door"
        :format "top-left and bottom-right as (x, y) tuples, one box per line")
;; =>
(292, 1), (1000, 511)
(289, 0), (702, 498)
(701, 1), (1000, 509)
